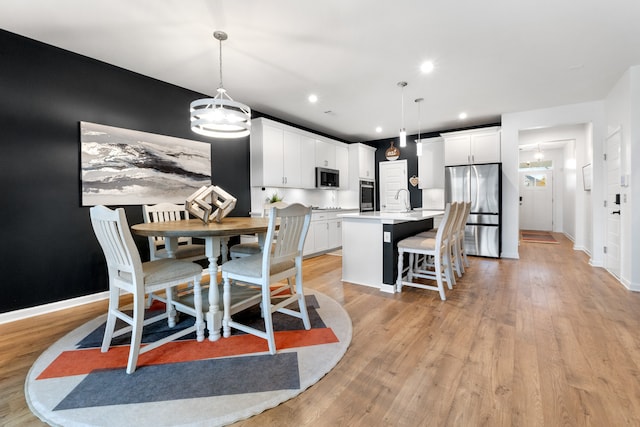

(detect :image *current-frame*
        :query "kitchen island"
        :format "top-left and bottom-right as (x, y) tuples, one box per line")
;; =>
(338, 210), (444, 293)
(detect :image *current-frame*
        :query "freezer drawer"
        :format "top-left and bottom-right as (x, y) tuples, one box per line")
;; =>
(464, 224), (500, 258)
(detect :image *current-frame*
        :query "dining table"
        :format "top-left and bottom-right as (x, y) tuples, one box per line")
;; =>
(131, 217), (273, 341)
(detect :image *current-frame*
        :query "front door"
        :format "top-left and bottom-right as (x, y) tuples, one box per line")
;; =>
(519, 170), (553, 231)
(379, 159), (407, 211)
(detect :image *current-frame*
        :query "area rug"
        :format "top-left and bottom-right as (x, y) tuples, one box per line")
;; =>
(520, 230), (559, 244)
(26, 290), (351, 427)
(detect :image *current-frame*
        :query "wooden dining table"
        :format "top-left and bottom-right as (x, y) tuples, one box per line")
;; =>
(131, 217), (272, 341)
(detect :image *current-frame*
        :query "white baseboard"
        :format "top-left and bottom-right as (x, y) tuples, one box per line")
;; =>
(0, 291), (110, 325)
(380, 284), (396, 294)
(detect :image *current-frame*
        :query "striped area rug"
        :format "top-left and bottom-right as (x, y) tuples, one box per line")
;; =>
(26, 290), (351, 427)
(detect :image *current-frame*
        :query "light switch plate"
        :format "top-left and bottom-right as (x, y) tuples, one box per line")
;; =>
(383, 231), (391, 242)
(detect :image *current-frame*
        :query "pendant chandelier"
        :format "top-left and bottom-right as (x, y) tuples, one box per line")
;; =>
(190, 31), (251, 139)
(398, 81), (407, 147)
(415, 98), (424, 156)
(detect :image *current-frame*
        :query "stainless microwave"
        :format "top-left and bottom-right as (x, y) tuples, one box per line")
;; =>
(316, 167), (339, 188)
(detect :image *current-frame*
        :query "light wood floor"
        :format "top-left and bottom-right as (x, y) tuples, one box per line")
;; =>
(3, 234), (640, 426)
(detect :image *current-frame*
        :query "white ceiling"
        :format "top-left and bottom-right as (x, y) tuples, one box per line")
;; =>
(2, 0), (639, 142)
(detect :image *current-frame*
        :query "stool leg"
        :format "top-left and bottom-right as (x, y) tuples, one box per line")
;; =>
(434, 255), (446, 301)
(407, 253), (414, 281)
(396, 249), (404, 292)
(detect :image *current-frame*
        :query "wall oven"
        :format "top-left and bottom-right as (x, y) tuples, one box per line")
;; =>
(359, 180), (375, 212)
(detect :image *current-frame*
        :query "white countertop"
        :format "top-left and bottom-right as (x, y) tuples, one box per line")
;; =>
(339, 209), (444, 224)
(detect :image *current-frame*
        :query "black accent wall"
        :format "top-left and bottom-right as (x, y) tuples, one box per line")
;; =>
(0, 30), (252, 313)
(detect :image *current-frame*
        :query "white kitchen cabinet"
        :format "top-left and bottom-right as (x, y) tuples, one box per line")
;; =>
(418, 137), (444, 189)
(282, 130), (302, 187)
(250, 118), (314, 189)
(315, 139), (336, 168)
(328, 219), (342, 248)
(299, 134), (316, 188)
(303, 210), (351, 256)
(348, 143), (377, 189)
(442, 126), (501, 166)
(335, 144), (349, 189)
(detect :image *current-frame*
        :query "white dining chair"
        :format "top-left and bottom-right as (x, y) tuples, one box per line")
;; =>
(90, 205), (205, 374)
(396, 202), (457, 300)
(142, 203), (206, 262)
(220, 203), (312, 354)
(228, 201), (288, 259)
(143, 202), (209, 310)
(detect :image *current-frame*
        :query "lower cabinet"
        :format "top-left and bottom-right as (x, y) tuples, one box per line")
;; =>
(303, 210), (352, 256)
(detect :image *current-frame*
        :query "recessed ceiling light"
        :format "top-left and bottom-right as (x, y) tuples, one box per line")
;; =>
(375, 126), (382, 133)
(458, 112), (468, 120)
(308, 94), (318, 103)
(420, 61), (435, 74)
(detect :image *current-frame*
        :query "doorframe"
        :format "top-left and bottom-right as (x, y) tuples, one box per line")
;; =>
(604, 125), (622, 280)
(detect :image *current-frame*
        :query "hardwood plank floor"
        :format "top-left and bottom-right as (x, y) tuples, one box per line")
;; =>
(3, 234), (640, 426)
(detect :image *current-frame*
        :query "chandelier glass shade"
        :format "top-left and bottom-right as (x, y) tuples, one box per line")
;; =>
(190, 31), (251, 139)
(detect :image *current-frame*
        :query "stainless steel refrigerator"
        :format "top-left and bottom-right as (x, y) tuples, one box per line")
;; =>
(445, 163), (501, 258)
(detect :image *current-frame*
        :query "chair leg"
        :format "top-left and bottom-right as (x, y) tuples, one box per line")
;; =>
(407, 253), (414, 281)
(262, 284), (276, 354)
(443, 252), (454, 290)
(294, 271), (311, 330)
(165, 287), (177, 328)
(396, 249), (405, 292)
(453, 240), (463, 277)
(101, 288), (119, 353)
(222, 274), (232, 338)
(126, 293), (146, 374)
(192, 277), (205, 342)
(434, 255), (446, 301)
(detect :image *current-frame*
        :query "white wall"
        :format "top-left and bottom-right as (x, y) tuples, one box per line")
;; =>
(501, 102), (605, 261)
(563, 140), (580, 247)
(604, 65), (640, 290)
(249, 187), (359, 213)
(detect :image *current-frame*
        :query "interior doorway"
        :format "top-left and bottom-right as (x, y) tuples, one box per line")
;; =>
(519, 169), (553, 231)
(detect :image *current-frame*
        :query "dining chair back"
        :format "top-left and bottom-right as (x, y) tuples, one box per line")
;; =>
(450, 199), (470, 277)
(220, 203), (312, 354)
(229, 201), (288, 259)
(90, 205), (204, 374)
(142, 203), (206, 262)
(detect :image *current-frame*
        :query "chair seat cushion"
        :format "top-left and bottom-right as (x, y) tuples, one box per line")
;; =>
(155, 244), (205, 260)
(221, 253), (295, 278)
(117, 258), (202, 286)
(415, 229), (437, 238)
(229, 242), (262, 256)
(398, 236), (437, 251)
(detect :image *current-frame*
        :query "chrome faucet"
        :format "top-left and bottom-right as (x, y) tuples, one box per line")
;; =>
(394, 188), (411, 212)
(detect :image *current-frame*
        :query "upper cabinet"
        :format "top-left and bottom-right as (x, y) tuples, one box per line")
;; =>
(250, 117), (346, 189)
(315, 139), (336, 169)
(251, 118), (313, 188)
(348, 143), (376, 189)
(418, 137), (445, 189)
(335, 144), (349, 189)
(442, 126), (501, 165)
